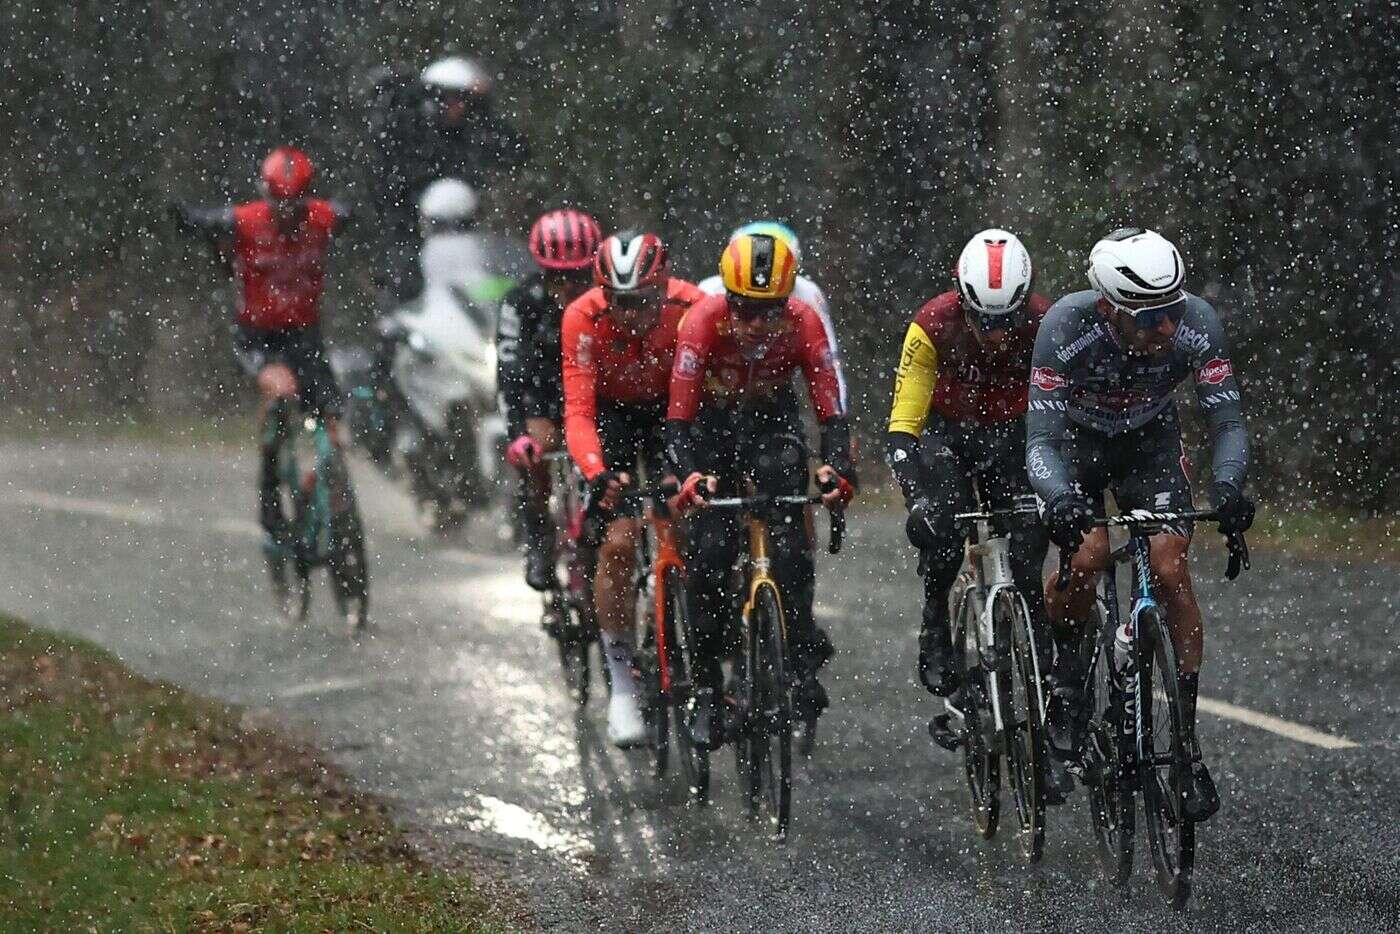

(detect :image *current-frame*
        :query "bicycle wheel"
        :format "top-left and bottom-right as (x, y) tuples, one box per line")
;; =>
(1084, 622), (1134, 887)
(663, 567), (710, 803)
(999, 590), (1045, 863)
(952, 578), (999, 839)
(744, 582), (793, 839)
(634, 568), (668, 779)
(1138, 606), (1195, 909)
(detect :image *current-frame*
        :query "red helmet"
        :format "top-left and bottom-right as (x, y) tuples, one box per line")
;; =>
(595, 230), (668, 292)
(260, 146), (314, 201)
(529, 209), (602, 272)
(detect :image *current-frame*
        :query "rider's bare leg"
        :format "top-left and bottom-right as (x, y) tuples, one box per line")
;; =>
(1044, 526), (1111, 641)
(594, 516), (641, 640)
(1149, 531), (1201, 673)
(255, 365), (298, 535)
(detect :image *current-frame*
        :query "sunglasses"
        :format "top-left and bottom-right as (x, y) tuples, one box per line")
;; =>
(1115, 294), (1186, 329)
(967, 307), (1021, 335)
(728, 296), (785, 323)
(610, 288), (662, 312)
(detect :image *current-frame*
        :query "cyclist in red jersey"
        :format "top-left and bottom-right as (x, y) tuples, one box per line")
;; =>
(884, 230), (1058, 784)
(665, 233), (856, 748)
(173, 146), (351, 545)
(561, 230), (704, 747)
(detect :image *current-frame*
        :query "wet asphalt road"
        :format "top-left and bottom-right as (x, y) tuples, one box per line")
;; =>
(1, 437), (1396, 932)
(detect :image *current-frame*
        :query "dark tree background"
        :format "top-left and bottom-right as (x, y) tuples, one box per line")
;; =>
(0, 0), (1395, 510)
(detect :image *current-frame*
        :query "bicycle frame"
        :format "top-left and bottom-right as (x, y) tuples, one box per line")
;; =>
(268, 402), (337, 564)
(1095, 534), (1158, 766)
(648, 508), (687, 695)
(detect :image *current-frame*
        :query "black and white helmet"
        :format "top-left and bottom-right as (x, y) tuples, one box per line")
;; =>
(1087, 228), (1185, 311)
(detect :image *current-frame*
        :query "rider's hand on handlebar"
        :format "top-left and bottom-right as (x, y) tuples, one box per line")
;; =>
(588, 470), (629, 513)
(1045, 492), (1095, 552)
(1209, 480), (1255, 535)
(905, 496), (949, 549)
(816, 465), (854, 509)
(504, 434), (541, 470)
(673, 472), (715, 514)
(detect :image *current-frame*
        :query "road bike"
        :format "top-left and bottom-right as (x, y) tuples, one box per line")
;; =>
(540, 451), (603, 704)
(263, 399), (369, 635)
(1058, 509), (1248, 909)
(939, 479), (1050, 862)
(705, 489), (844, 840)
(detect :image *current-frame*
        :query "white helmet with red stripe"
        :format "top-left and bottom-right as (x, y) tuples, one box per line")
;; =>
(955, 228), (1033, 317)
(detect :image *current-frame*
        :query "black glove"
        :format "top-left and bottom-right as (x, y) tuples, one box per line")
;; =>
(1045, 492), (1095, 552)
(905, 497), (952, 550)
(1209, 481), (1255, 534)
(586, 470), (625, 516)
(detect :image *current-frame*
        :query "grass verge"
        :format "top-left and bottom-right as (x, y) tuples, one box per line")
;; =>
(0, 616), (515, 932)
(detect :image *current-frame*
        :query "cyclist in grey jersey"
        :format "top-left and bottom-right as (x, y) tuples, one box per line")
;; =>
(1026, 228), (1255, 823)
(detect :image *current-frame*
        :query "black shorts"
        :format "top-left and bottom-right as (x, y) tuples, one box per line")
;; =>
(518, 390), (563, 427)
(1058, 407), (1195, 537)
(234, 325), (344, 416)
(689, 400), (809, 497)
(918, 413), (1032, 513)
(597, 401), (667, 516)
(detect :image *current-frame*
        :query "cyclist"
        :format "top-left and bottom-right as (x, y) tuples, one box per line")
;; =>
(497, 209), (603, 591)
(697, 221), (849, 412)
(561, 230), (705, 746)
(1026, 228), (1254, 822)
(172, 146), (352, 549)
(884, 230), (1059, 764)
(666, 232), (856, 749)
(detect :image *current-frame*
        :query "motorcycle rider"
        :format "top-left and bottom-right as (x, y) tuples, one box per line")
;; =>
(561, 231), (705, 746)
(369, 54), (528, 306)
(417, 178), (491, 295)
(172, 146), (352, 547)
(497, 210), (603, 591)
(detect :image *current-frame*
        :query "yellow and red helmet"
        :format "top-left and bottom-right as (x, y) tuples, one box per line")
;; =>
(719, 233), (797, 300)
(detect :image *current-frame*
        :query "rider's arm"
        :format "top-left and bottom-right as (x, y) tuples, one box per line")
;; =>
(886, 319), (939, 501)
(494, 288), (534, 439)
(171, 202), (234, 238)
(1187, 302), (1250, 492)
(1024, 307), (1080, 504)
(663, 308), (715, 478)
(561, 305), (608, 481)
(795, 304), (856, 485)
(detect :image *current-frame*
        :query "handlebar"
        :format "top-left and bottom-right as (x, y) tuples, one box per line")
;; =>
(1052, 509), (1250, 590)
(705, 492), (845, 555)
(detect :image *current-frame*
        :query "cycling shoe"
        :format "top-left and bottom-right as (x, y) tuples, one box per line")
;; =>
(918, 628), (959, 697)
(1182, 757), (1220, 822)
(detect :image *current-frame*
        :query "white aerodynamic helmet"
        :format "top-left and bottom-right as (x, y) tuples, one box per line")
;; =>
(1086, 228), (1185, 311)
(419, 178), (479, 223)
(955, 228), (1033, 318)
(421, 56), (492, 95)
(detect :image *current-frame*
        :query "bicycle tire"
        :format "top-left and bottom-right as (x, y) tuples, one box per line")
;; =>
(1085, 620), (1134, 887)
(1138, 605), (1195, 909)
(952, 579), (999, 839)
(744, 582), (793, 839)
(1000, 590), (1046, 864)
(664, 567), (710, 804)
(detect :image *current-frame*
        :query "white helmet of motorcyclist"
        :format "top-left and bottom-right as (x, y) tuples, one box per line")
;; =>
(421, 56), (493, 96)
(419, 179), (479, 236)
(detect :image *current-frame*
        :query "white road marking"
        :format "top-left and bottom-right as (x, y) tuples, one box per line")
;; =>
(1195, 694), (1359, 750)
(0, 489), (165, 525)
(278, 676), (384, 700)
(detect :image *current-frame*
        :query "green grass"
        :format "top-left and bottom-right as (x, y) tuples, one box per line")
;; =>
(0, 617), (514, 932)
(1245, 507), (1399, 563)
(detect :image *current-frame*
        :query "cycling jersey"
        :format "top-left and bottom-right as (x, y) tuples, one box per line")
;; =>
(1025, 290), (1249, 504)
(562, 277), (704, 480)
(495, 273), (564, 438)
(887, 290), (1052, 432)
(697, 273), (849, 411)
(177, 199), (347, 331)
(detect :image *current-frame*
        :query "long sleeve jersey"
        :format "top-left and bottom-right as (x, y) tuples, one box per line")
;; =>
(1024, 290), (1250, 502)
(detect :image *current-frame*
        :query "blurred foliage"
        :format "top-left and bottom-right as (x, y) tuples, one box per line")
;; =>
(0, 0), (1394, 509)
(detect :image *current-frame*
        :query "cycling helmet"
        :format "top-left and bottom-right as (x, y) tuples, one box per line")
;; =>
(720, 233), (797, 300)
(529, 209), (602, 272)
(421, 56), (493, 95)
(595, 230), (669, 292)
(731, 221), (802, 266)
(955, 228), (1033, 317)
(1087, 228), (1185, 311)
(419, 178), (479, 225)
(260, 147), (314, 201)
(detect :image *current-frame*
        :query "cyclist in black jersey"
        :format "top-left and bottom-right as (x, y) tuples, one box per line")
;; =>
(496, 210), (601, 590)
(1026, 228), (1255, 823)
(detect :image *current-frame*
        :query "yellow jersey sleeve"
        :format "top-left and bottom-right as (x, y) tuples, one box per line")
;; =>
(887, 321), (938, 436)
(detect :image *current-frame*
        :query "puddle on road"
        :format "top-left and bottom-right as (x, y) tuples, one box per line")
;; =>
(441, 794), (594, 864)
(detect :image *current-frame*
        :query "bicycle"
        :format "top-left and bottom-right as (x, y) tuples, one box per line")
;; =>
(937, 479), (1050, 863)
(1056, 509), (1248, 909)
(704, 488), (844, 840)
(263, 399), (370, 635)
(540, 451), (604, 705)
(621, 486), (710, 803)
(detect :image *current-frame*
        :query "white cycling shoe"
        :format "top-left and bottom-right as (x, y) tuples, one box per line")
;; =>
(606, 687), (648, 748)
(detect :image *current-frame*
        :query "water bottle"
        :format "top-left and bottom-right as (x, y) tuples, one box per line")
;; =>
(1112, 622), (1134, 680)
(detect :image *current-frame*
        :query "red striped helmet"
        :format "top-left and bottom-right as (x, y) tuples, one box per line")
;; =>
(260, 146), (314, 201)
(955, 228), (1033, 317)
(595, 230), (668, 292)
(529, 209), (602, 272)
